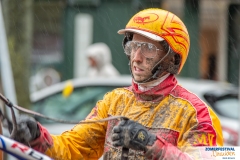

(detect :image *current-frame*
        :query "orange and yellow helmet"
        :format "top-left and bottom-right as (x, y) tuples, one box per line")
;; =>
(118, 8), (190, 74)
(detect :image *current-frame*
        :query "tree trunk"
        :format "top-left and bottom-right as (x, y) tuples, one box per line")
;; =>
(2, 0), (33, 109)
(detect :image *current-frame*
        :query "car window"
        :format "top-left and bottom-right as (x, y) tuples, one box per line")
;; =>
(214, 97), (239, 120)
(31, 86), (118, 124)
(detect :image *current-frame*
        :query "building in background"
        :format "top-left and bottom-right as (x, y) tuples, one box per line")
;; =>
(31, 0), (240, 87)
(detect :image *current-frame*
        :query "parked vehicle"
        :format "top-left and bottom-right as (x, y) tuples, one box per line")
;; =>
(30, 76), (132, 134)
(30, 76), (239, 146)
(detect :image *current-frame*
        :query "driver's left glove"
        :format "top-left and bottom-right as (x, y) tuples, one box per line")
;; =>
(111, 118), (156, 151)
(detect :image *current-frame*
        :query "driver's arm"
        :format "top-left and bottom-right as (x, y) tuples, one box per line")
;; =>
(30, 96), (110, 160)
(111, 107), (223, 160)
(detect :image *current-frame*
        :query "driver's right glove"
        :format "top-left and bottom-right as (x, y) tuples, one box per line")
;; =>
(111, 118), (156, 152)
(9, 115), (53, 153)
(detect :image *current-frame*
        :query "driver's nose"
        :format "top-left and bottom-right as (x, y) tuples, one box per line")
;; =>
(132, 47), (143, 62)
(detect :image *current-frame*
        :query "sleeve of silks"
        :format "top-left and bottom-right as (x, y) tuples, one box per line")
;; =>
(144, 136), (195, 160)
(144, 109), (223, 160)
(30, 94), (111, 160)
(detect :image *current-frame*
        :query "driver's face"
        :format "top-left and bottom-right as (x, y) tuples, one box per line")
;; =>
(130, 34), (166, 82)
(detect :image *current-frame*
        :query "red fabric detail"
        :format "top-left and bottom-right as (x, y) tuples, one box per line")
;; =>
(145, 136), (193, 160)
(30, 122), (53, 153)
(194, 123), (217, 146)
(144, 135), (164, 159)
(86, 106), (98, 119)
(156, 128), (179, 146)
(130, 74), (177, 101)
(104, 118), (120, 153)
(170, 85), (213, 126)
(146, 135), (215, 160)
(170, 85), (217, 146)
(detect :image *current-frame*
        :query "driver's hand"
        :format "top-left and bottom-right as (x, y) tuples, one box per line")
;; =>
(111, 119), (156, 151)
(9, 115), (40, 145)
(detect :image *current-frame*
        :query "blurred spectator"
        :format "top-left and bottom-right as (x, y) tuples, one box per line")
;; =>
(30, 67), (61, 92)
(85, 42), (120, 77)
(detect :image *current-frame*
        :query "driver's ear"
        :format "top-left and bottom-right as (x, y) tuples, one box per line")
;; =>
(169, 54), (176, 66)
(174, 54), (181, 65)
(167, 53), (181, 74)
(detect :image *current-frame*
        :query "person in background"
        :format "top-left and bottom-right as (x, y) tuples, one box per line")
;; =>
(11, 8), (223, 160)
(85, 42), (120, 77)
(30, 67), (61, 92)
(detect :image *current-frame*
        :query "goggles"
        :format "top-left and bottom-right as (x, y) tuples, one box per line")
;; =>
(124, 41), (163, 58)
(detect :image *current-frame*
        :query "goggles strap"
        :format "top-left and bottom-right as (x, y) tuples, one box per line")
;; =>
(151, 46), (171, 77)
(129, 46), (171, 84)
(137, 46), (171, 84)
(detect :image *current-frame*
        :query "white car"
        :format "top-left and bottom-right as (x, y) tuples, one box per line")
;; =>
(30, 75), (132, 134)
(30, 76), (239, 146)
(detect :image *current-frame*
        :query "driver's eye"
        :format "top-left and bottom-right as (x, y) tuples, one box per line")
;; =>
(132, 43), (138, 51)
(141, 43), (147, 49)
(148, 43), (154, 49)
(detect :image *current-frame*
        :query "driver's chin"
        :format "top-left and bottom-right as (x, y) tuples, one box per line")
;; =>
(133, 74), (150, 83)
(131, 66), (152, 83)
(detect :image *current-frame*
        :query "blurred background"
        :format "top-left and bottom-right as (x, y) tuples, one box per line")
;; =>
(0, 0), (240, 153)
(1, 0), (240, 108)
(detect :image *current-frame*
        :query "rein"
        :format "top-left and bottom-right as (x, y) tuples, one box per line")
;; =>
(0, 92), (129, 160)
(0, 92), (127, 125)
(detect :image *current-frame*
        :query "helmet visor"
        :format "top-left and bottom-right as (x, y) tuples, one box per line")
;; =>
(118, 28), (164, 42)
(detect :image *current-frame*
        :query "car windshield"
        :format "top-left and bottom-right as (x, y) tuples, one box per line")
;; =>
(214, 97), (239, 120)
(31, 86), (117, 124)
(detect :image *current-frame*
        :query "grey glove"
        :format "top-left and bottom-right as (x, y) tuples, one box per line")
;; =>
(9, 115), (40, 145)
(111, 119), (156, 151)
